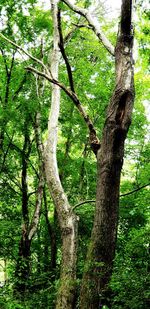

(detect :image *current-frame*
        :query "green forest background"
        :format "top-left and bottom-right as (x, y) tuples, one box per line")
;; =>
(0, 0), (149, 308)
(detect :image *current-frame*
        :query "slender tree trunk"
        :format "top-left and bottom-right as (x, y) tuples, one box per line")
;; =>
(0, 50), (15, 150)
(60, 105), (74, 182)
(43, 188), (57, 270)
(15, 113), (45, 294)
(44, 1), (78, 308)
(15, 124), (31, 294)
(80, 1), (135, 308)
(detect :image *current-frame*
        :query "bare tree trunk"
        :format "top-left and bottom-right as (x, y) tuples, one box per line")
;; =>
(80, 1), (135, 308)
(44, 1), (78, 308)
(43, 188), (57, 271)
(59, 105), (74, 182)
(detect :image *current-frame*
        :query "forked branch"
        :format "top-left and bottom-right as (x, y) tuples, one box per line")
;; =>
(57, 9), (100, 155)
(62, 0), (115, 55)
(57, 8), (75, 92)
(26, 65), (100, 155)
(1, 32), (100, 155)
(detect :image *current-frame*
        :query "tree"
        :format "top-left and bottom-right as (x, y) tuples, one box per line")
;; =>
(73, 0), (134, 307)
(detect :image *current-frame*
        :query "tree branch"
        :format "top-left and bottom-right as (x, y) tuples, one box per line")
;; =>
(71, 23), (92, 29)
(62, 0), (115, 56)
(73, 182), (150, 210)
(0, 30), (100, 155)
(0, 133), (14, 174)
(1, 180), (21, 196)
(6, 135), (39, 179)
(57, 8), (75, 92)
(12, 73), (28, 101)
(26, 65), (100, 155)
(0, 33), (49, 75)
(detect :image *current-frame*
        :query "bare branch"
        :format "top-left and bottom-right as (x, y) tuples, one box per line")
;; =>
(73, 200), (95, 210)
(57, 9), (100, 155)
(26, 65), (100, 155)
(57, 8), (75, 92)
(1, 29), (100, 154)
(0, 33), (50, 75)
(120, 183), (150, 197)
(73, 183), (150, 210)
(71, 23), (92, 29)
(62, 0), (115, 56)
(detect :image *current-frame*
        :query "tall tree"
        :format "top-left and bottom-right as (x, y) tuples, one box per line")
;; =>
(79, 0), (135, 307)
(44, 1), (78, 308)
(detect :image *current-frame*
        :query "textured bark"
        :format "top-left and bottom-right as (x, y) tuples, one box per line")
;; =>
(28, 40), (46, 242)
(59, 105), (74, 182)
(28, 112), (45, 241)
(43, 189), (57, 270)
(44, 1), (78, 308)
(80, 1), (134, 308)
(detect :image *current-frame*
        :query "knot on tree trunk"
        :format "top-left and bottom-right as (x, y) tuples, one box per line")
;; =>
(89, 130), (101, 156)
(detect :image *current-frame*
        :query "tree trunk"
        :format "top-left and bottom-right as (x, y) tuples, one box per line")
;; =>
(43, 188), (57, 271)
(44, 1), (78, 308)
(80, 1), (134, 307)
(14, 124), (31, 294)
(15, 113), (44, 294)
(0, 50), (15, 151)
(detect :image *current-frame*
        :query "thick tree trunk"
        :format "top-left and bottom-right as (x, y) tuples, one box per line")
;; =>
(44, 1), (78, 308)
(80, 1), (134, 308)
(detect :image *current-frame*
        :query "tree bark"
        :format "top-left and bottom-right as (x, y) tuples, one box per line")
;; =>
(15, 112), (45, 294)
(44, 1), (78, 308)
(15, 124), (31, 294)
(43, 188), (57, 271)
(80, 1), (135, 308)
